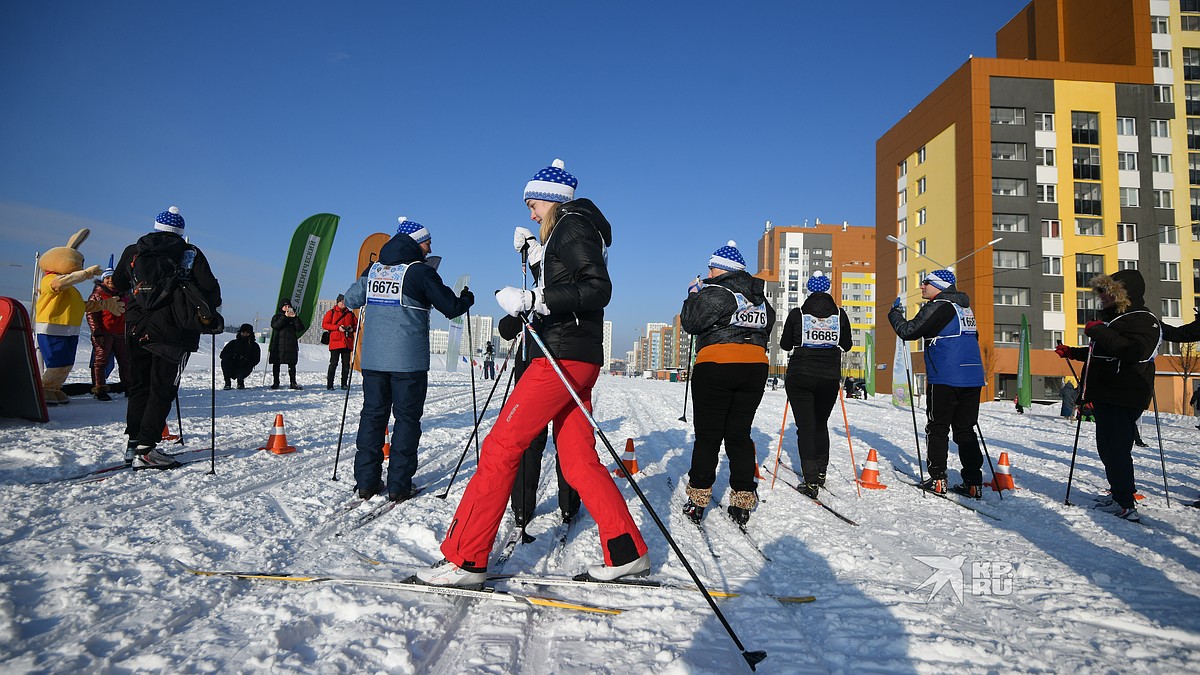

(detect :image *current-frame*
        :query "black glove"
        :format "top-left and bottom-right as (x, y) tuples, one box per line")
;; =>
(460, 286), (475, 306)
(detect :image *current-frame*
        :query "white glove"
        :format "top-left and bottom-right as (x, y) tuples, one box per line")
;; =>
(513, 226), (544, 266)
(495, 287), (551, 317)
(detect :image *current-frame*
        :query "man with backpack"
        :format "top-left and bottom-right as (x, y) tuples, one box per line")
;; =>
(112, 206), (222, 469)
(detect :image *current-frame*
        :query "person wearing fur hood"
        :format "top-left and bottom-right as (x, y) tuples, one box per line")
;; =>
(85, 263), (131, 401)
(679, 240), (776, 527)
(1055, 269), (1160, 522)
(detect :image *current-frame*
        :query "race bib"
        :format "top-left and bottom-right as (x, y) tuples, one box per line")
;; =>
(366, 262), (407, 306)
(729, 292), (769, 329)
(801, 314), (839, 348)
(958, 307), (978, 335)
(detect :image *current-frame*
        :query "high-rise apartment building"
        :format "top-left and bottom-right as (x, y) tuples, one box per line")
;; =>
(877, 0), (1195, 411)
(755, 220), (876, 375)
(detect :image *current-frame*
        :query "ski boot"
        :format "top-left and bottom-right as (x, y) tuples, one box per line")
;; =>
(727, 489), (757, 527)
(949, 483), (983, 500)
(683, 482), (711, 524)
(918, 476), (947, 495)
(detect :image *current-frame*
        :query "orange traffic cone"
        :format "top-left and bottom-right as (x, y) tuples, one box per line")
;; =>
(161, 423), (180, 441)
(752, 441), (764, 480)
(856, 448), (888, 489)
(257, 413), (297, 455)
(612, 438), (639, 477)
(989, 451), (1017, 492)
(382, 426), (391, 459)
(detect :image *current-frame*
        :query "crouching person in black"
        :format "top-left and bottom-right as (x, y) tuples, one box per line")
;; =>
(221, 323), (260, 389)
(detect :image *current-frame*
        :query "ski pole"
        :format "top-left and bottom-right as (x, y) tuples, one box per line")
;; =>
(172, 395), (184, 445)
(332, 307), (364, 482)
(1150, 387), (1171, 508)
(466, 303), (480, 461)
(901, 345), (926, 495)
(838, 386), (862, 499)
(209, 333), (216, 475)
(438, 333), (523, 499)
(771, 399), (790, 490)
(1064, 343), (1094, 506)
(975, 422), (1001, 501)
(521, 317), (767, 670)
(678, 335), (695, 422)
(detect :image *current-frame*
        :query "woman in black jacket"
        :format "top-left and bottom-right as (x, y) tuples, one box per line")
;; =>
(269, 299), (305, 390)
(679, 241), (776, 526)
(420, 159), (647, 587)
(779, 272), (852, 499)
(220, 323), (261, 389)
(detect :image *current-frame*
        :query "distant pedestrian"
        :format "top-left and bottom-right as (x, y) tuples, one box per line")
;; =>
(779, 271), (850, 500)
(269, 299), (304, 390)
(322, 294), (357, 390)
(220, 323), (260, 389)
(1014, 397), (1024, 414)
(86, 265), (131, 401)
(680, 240), (775, 526)
(1060, 379), (1076, 417)
(482, 342), (496, 380)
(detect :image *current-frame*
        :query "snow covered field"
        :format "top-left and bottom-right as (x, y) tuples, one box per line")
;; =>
(2, 342), (1199, 673)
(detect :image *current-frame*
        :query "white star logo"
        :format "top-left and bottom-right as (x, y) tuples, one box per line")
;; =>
(914, 555), (966, 603)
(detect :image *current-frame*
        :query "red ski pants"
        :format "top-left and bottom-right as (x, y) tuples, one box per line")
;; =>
(441, 358), (647, 569)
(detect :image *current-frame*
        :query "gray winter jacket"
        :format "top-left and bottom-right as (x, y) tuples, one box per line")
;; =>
(680, 270), (775, 353)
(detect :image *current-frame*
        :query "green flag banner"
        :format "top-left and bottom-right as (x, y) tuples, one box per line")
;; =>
(865, 331), (876, 397)
(1018, 314), (1032, 408)
(276, 213), (340, 333)
(892, 336), (912, 408)
(446, 274), (469, 373)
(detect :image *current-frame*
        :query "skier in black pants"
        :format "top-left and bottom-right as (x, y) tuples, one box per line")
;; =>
(779, 271), (852, 499)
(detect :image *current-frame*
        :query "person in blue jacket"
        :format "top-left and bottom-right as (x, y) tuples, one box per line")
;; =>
(888, 269), (986, 498)
(343, 217), (474, 502)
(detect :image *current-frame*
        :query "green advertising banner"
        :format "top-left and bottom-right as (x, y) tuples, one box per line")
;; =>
(276, 213), (340, 333)
(865, 331), (876, 396)
(1018, 314), (1032, 408)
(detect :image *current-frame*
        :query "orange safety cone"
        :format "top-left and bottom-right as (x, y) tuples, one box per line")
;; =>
(257, 413), (297, 455)
(612, 438), (639, 477)
(856, 448), (888, 489)
(751, 441), (765, 480)
(988, 451), (1018, 492)
(382, 426), (391, 459)
(161, 423), (180, 441)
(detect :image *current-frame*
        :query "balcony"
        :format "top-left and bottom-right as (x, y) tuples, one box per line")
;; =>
(1071, 129), (1099, 145)
(1072, 164), (1101, 180)
(1074, 199), (1103, 216)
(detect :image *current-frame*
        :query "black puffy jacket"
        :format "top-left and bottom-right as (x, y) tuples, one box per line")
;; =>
(779, 292), (852, 381)
(680, 270), (775, 353)
(534, 198), (612, 365)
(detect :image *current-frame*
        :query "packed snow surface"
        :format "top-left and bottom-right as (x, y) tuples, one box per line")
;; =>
(2, 342), (1199, 673)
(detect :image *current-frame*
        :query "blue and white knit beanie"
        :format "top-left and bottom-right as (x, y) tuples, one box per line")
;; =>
(396, 216), (430, 244)
(709, 240), (746, 272)
(154, 205), (185, 234)
(523, 158), (577, 203)
(806, 271), (831, 294)
(923, 269), (956, 290)
(100, 254), (115, 280)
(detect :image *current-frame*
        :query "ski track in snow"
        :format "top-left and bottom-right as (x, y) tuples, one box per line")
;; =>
(1, 342), (1199, 672)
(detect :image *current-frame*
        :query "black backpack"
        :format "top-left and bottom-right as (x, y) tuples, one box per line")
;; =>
(129, 248), (185, 311)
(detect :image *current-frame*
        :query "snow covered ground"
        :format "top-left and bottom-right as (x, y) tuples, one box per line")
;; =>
(2, 342), (1199, 673)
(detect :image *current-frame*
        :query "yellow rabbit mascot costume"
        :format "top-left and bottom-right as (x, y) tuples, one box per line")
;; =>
(35, 228), (124, 405)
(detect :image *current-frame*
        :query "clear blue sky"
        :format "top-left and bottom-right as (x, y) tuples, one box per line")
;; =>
(0, 1), (1028, 351)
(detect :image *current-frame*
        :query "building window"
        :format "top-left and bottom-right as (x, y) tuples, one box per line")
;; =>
(1037, 147), (1056, 166)
(993, 178), (1027, 196)
(1162, 224), (1179, 244)
(1186, 48), (1200, 81)
(1035, 112), (1055, 131)
(1184, 0), (1200, 13)
(1152, 15), (1170, 34)
(917, 176), (927, 194)
(1185, 15), (1200, 31)
(898, 160), (907, 177)
(789, 247), (800, 261)
(1043, 292), (1064, 312)
(1120, 187), (1140, 207)
(898, 277), (907, 293)
(1073, 147), (1101, 179)
(1155, 84), (1174, 103)
(1118, 152), (1137, 171)
(1071, 112), (1099, 144)
(1118, 259), (1139, 271)
(1154, 50), (1172, 68)
(898, 217), (907, 234)
(995, 287), (1030, 306)
(918, 207), (927, 225)
(1151, 119), (1171, 138)
(898, 189), (907, 206)
(991, 107), (1026, 125)
(1162, 261), (1181, 281)
(1045, 331), (1065, 349)
(1037, 183), (1057, 202)
(1164, 298), (1182, 319)
(1042, 219), (1062, 238)
(992, 142), (1027, 161)
(1154, 189), (1174, 208)
(1116, 117), (1136, 136)
(917, 146), (927, 163)
(1077, 254), (1105, 287)
(1152, 154), (1172, 173)
(994, 250), (1029, 269)
(1117, 222), (1137, 242)
(995, 324), (1022, 344)
(1075, 182), (1102, 215)
(917, 238), (927, 255)
(1042, 256), (1063, 275)
(1076, 217), (1104, 236)
(993, 213), (1029, 232)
